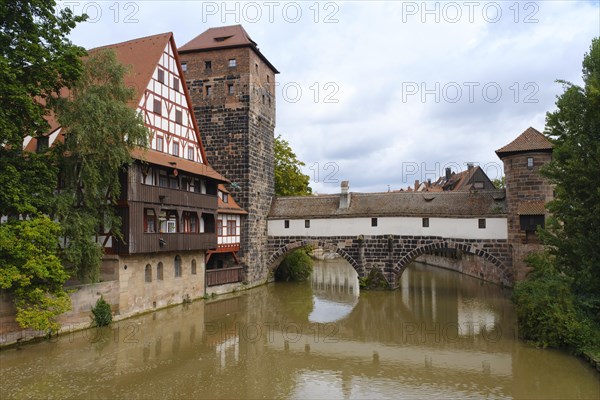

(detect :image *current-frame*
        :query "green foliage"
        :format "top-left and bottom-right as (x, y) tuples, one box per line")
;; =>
(0, 216), (71, 332)
(0, 0), (86, 149)
(541, 38), (600, 319)
(91, 296), (112, 327)
(275, 248), (314, 282)
(274, 134), (312, 196)
(491, 176), (505, 189)
(361, 268), (390, 290)
(52, 49), (150, 282)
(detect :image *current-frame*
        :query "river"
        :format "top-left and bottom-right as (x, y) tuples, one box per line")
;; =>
(0, 260), (598, 399)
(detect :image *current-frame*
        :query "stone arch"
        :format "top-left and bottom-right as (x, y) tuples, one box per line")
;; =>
(268, 240), (362, 278)
(393, 240), (511, 286)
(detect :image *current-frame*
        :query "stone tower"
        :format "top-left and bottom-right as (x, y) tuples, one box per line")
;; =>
(178, 25), (277, 284)
(496, 127), (554, 281)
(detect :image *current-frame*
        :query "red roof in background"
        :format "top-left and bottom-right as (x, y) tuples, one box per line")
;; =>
(496, 127), (553, 157)
(179, 25), (279, 73)
(217, 184), (247, 215)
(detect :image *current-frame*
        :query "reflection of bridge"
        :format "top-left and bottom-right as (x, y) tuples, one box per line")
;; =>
(267, 189), (512, 287)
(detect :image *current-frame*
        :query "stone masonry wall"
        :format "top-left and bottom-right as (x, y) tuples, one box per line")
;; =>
(267, 235), (512, 287)
(180, 46), (275, 286)
(503, 151), (553, 280)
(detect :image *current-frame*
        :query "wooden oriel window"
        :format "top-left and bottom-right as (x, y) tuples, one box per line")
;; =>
(182, 212), (198, 233)
(227, 220), (236, 236)
(159, 210), (178, 233)
(144, 208), (157, 233)
(158, 170), (168, 187)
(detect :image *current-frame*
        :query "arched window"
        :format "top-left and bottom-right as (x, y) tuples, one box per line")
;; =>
(157, 262), (164, 281)
(145, 264), (152, 282)
(174, 255), (182, 278)
(191, 259), (197, 275)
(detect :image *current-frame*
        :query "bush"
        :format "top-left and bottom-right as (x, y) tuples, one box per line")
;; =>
(513, 253), (595, 353)
(275, 248), (313, 282)
(91, 296), (112, 327)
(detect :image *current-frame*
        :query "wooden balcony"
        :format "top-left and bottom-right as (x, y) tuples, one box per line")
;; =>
(131, 184), (217, 209)
(206, 267), (243, 287)
(128, 232), (217, 254)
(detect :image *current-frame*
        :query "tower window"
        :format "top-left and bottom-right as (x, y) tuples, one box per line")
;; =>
(527, 157), (534, 169)
(478, 218), (486, 229)
(422, 218), (429, 228)
(229, 58), (237, 67)
(267, 75), (270, 83)
(181, 62), (187, 72)
(205, 61), (212, 69)
(228, 83), (234, 95)
(205, 85), (212, 96)
(255, 63), (258, 72)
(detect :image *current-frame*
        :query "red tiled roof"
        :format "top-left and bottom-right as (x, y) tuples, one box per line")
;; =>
(218, 184), (247, 215)
(496, 127), (553, 157)
(179, 25), (279, 73)
(131, 147), (228, 183)
(517, 201), (547, 215)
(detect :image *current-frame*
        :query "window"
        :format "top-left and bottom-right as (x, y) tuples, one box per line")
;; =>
(182, 212), (198, 233)
(422, 218), (429, 228)
(217, 219), (223, 236)
(156, 136), (164, 152)
(228, 83), (234, 95)
(267, 75), (270, 83)
(371, 218), (378, 227)
(187, 146), (194, 161)
(474, 181), (484, 189)
(157, 262), (164, 280)
(305, 220), (310, 228)
(227, 220), (236, 236)
(520, 215), (545, 231)
(181, 62), (187, 72)
(191, 259), (197, 275)
(172, 141), (179, 157)
(175, 110), (182, 124)
(36, 136), (49, 152)
(527, 157), (534, 169)
(158, 170), (168, 187)
(144, 209), (157, 233)
(205, 61), (212, 69)
(479, 218), (486, 229)
(174, 255), (182, 278)
(222, 193), (228, 203)
(205, 85), (212, 96)
(229, 58), (236, 67)
(145, 264), (152, 282)
(173, 77), (180, 92)
(284, 220), (289, 229)
(168, 172), (178, 189)
(157, 69), (165, 83)
(153, 99), (161, 115)
(159, 210), (178, 233)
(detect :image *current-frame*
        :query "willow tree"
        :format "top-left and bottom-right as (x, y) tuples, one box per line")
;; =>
(52, 49), (149, 282)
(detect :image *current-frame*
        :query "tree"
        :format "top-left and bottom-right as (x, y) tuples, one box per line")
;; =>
(274, 134), (312, 196)
(492, 176), (505, 189)
(52, 49), (149, 282)
(0, 217), (71, 333)
(542, 38), (600, 318)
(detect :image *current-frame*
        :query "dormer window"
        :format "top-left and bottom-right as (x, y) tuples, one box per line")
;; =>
(214, 35), (233, 42)
(223, 193), (228, 203)
(36, 136), (49, 152)
(229, 58), (237, 68)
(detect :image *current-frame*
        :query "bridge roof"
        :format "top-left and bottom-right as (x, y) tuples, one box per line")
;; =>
(269, 190), (507, 219)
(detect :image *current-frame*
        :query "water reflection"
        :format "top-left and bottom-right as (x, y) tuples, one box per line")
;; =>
(0, 260), (598, 399)
(309, 260), (359, 323)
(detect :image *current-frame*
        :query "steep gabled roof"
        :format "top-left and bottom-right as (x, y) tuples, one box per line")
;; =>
(496, 127), (553, 158)
(179, 25), (279, 73)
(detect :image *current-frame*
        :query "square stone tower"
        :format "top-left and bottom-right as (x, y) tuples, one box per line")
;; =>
(179, 25), (278, 284)
(496, 127), (554, 281)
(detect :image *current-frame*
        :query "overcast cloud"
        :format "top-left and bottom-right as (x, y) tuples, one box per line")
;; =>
(60, 0), (599, 193)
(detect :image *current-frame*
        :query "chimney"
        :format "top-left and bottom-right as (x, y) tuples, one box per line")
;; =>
(445, 168), (451, 180)
(339, 181), (350, 209)
(414, 180), (420, 191)
(467, 163), (474, 171)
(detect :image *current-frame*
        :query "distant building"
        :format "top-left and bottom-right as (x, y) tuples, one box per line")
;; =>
(407, 164), (496, 193)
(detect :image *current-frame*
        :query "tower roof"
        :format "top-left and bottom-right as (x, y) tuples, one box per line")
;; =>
(495, 127), (553, 158)
(179, 25), (279, 73)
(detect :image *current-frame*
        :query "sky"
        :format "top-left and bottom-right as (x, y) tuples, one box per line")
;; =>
(59, 0), (600, 193)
